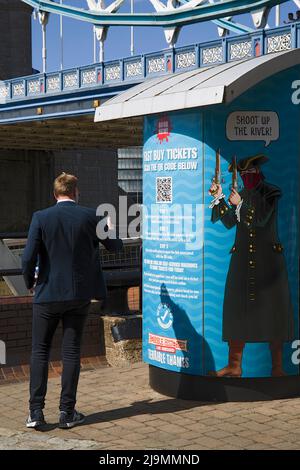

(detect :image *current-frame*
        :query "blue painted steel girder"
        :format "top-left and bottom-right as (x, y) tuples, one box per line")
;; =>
(21, 0), (289, 27)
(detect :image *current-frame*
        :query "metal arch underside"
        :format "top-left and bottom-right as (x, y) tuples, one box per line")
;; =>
(176, 0), (254, 33)
(21, 0), (289, 27)
(213, 18), (254, 34)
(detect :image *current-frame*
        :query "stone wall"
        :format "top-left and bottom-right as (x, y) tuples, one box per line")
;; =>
(53, 148), (119, 211)
(0, 150), (53, 232)
(0, 0), (32, 80)
(0, 288), (141, 372)
(101, 314), (142, 368)
(0, 148), (119, 233)
(0, 298), (105, 367)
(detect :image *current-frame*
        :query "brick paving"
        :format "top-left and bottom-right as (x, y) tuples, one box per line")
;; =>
(0, 356), (107, 383)
(0, 362), (300, 450)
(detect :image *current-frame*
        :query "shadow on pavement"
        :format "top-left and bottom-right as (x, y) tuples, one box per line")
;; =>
(83, 398), (210, 426)
(31, 423), (58, 432)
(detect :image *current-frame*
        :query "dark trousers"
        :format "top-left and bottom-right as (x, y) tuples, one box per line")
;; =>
(29, 300), (90, 413)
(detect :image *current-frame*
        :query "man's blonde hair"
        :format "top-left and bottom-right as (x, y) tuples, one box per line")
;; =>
(54, 172), (78, 198)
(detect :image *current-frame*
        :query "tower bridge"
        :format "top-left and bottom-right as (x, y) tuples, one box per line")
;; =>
(0, 22), (299, 148)
(0, 0), (299, 296)
(0, 15), (299, 233)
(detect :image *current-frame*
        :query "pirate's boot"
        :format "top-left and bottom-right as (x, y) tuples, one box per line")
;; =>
(209, 340), (245, 377)
(270, 341), (287, 377)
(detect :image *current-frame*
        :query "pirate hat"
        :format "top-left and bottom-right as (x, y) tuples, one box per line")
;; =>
(228, 154), (268, 172)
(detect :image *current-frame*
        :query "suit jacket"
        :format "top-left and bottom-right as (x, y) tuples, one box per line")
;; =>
(22, 201), (123, 304)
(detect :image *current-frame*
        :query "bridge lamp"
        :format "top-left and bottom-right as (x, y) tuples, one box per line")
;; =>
(38, 11), (50, 74)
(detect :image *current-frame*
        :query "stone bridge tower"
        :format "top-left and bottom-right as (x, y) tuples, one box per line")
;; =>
(0, 0), (32, 80)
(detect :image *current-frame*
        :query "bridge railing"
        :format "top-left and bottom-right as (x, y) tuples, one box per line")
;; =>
(0, 23), (299, 105)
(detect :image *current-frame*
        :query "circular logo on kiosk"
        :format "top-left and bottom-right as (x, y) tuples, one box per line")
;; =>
(157, 303), (173, 330)
(156, 115), (172, 144)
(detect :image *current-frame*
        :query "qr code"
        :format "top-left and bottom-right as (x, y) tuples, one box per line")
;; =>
(156, 177), (172, 203)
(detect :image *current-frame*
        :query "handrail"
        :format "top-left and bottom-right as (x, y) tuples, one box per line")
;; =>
(0, 269), (22, 277)
(0, 233), (28, 239)
(0, 265), (139, 277)
(1, 23), (299, 106)
(0, 233), (142, 276)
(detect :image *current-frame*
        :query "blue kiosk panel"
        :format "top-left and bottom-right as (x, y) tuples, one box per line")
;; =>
(143, 111), (205, 376)
(143, 66), (300, 399)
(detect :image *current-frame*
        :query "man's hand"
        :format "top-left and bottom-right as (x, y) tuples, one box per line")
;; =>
(107, 215), (115, 231)
(209, 182), (222, 198)
(229, 189), (242, 206)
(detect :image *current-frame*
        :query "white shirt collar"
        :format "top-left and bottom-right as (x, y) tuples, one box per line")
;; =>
(56, 198), (76, 204)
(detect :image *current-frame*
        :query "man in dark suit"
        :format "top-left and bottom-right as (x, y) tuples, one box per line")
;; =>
(22, 172), (123, 429)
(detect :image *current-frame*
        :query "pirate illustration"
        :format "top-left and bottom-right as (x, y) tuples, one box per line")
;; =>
(209, 154), (294, 378)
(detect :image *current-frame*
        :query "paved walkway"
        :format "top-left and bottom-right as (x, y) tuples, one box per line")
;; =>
(0, 362), (300, 450)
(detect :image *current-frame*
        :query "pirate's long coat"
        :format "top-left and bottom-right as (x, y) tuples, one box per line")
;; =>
(212, 181), (294, 342)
